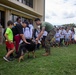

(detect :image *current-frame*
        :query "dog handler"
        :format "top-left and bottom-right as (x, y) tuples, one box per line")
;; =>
(34, 18), (56, 56)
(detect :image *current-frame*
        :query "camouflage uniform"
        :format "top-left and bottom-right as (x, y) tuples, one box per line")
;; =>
(45, 29), (56, 54)
(40, 22), (56, 55)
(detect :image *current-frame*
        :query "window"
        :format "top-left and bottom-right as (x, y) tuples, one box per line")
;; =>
(12, 14), (33, 24)
(26, 0), (33, 8)
(29, 19), (33, 24)
(22, 17), (27, 22)
(17, 0), (33, 8)
(12, 14), (28, 22)
(0, 11), (5, 28)
(12, 14), (19, 22)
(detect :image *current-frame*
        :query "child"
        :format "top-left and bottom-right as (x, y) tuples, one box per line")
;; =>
(3, 20), (15, 62)
(64, 29), (70, 46)
(55, 29), (61, 47)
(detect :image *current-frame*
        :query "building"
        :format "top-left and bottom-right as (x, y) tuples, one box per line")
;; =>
(0, 0), (45, 44)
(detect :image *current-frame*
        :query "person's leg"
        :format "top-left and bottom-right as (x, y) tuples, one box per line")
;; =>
(41, 36), (46, 48)
(73, 39), (75, 44)
(66, 39), (69, 46)
(41, 38), (44, 48)
(57, 41), (60, 47)
(45, 38), (51, 54)
(4, 42), (15, 61)
(65, 39), (68, 46)
(32, 51), (35, 58)
(6, 47), (8, 52)
(69, 37), (72, 45)
(6, 46), (14, 58)
(3, 46), (15, 62)
(37, 43), (40, 49)
(5, 47), (15, 58)
(65, 42), (66, 45)
(14, 35), (21, 54)
(60, 38), (62, 46)
(43, 30), (56, 56)
(60, 38), (63, 46)
(15, 42), (26, 58)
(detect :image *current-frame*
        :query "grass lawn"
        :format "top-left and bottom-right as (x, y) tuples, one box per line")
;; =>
(0, 44), (76, 75)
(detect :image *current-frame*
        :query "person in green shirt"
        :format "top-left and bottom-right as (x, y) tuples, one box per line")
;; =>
(5, 27), (13, 42)
(34, 18), (56, 56)
(3, 20), (15, 62)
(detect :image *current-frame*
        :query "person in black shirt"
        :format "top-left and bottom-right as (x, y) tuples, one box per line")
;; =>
(12, 17), (22, 54)
(12, 21), (30, 56)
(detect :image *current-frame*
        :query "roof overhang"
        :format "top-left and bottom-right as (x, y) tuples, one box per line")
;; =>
(0, 0), (42, 18)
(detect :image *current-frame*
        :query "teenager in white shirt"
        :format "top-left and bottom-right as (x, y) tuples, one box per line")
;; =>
(33, 26), (41, 49)
(68, 27), (72, 44)
(64, 29), (70, 46)
(55, 29), (61, 47)
(29, 23), (34, 38)
(60, 27), (66, 46)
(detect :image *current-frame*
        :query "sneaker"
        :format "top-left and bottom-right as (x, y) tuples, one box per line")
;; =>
(42, 53), (50, 56)
(3, 57), (10, 62)
(8, 57), (14, 61)
(9, 58), (13, 61)
(10, 54), (14, 58)
(14, 55), (19, 58)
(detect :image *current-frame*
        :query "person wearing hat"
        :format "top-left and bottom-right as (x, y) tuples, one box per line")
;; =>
(34, 18), (56, 56)
(12, 20), (30, 57)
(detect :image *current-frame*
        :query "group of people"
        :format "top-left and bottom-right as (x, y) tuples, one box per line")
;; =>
(3, 17), (76, 62)
(52, 26), (76, 47)
(3, 17), (55, 62)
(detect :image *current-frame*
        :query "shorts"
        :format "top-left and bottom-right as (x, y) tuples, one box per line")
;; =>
(5, 41), (15, 49)
(71, 38), (74, 41)
(55, 40), (60, 44)
(65, 38), (70, 42)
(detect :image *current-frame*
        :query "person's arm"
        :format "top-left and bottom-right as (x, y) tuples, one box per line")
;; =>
(20, 34), (30, 44)
(17, 24), (30, 44)
(36, 27), (45, 41)
(5, 33), (9, 41)
(5, 33), (12, 43)
(4, 29), (12, 43)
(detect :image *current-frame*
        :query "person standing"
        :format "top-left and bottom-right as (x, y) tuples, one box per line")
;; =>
(13, 17), (22, 54)
(3, 20), (15, 62)
(34, 18), (56, 56)
(12, 21), (30, 57)
(29, 20), (34, 39)
(64, 29), (70, 46)
(55, 29), (61, 47)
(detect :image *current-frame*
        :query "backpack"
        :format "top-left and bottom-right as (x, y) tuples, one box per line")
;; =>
(23, 26), (30, 33)
(33, 29), (38, 39)
(3, 28), (7, 39)
(12, 25), (18, 36)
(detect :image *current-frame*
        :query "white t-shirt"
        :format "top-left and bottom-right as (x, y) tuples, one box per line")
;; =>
(29, 24), (34, 38)
(43, 31), (48, 36)
(55, 32), (60, 41)
(23, 27), (32, 39)
(20, 27), (31, 44)
(68, 30), (72, 35)
(64, 31), (70, 39)
(60, 29), (66, 38)
(36, 29), (40, 37)
(59, 29), (62, 34)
